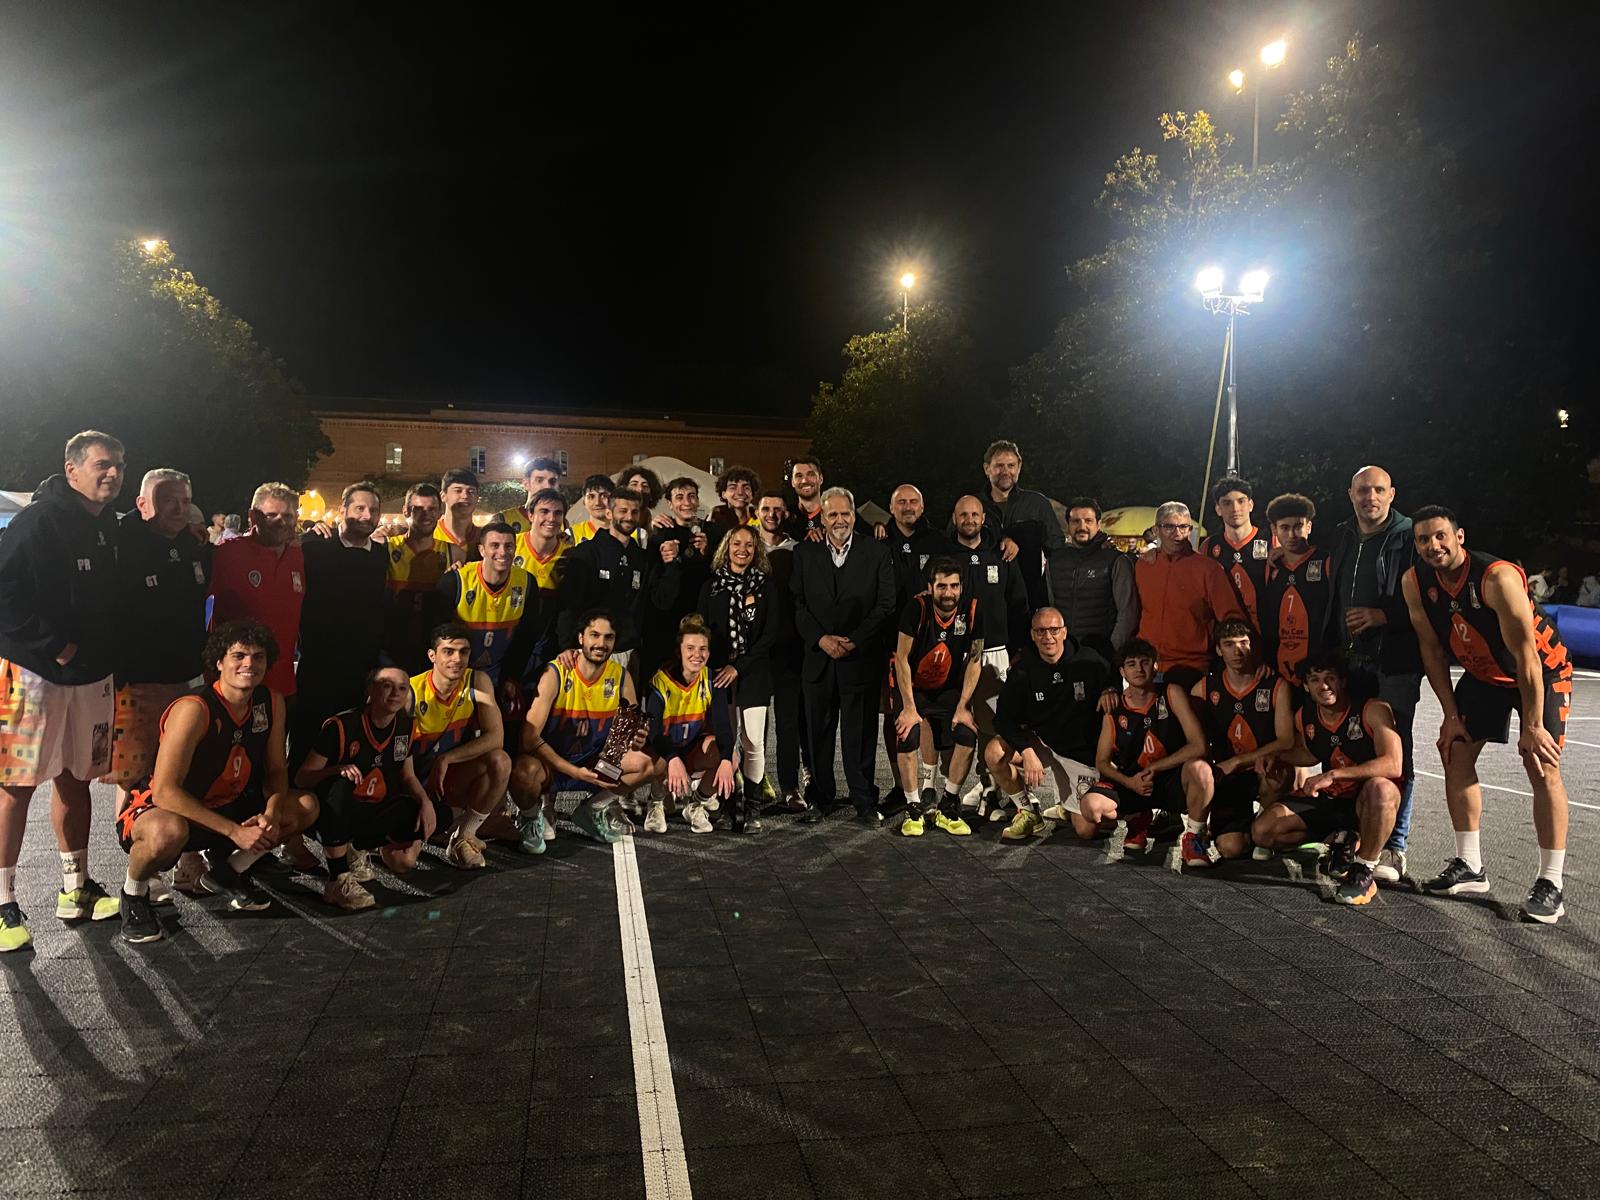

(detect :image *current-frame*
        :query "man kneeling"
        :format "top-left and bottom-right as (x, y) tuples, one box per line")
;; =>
(116, 621), (318, 943)
(1251, 649), (1403, 906)
(295, 666), (435, 910)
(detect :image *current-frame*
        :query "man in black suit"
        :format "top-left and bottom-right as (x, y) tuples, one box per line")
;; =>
(791, 486), (896, 825)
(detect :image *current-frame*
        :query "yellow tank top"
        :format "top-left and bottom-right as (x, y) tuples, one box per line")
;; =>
(542, 658), (625, 763)
(385, 534), (446, 597)
(513, 534), (565, 592)
(409, 668), (476, 764)
(570, 519), (602, 545)
(648, 666), (713, 748)
(495, 504), (531, 536)
(453, 561), (531, 675)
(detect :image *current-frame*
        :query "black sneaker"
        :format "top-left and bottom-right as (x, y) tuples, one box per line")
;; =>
(1422, 857), (1491, 896)
(199, 861), (273, 911)
(119, 890), (164, 944)
(1520, 878), (1565, 925)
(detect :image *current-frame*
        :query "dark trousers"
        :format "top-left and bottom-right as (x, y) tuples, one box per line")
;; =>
(771, 654), (805, 792)
(803, 663), (879, 812)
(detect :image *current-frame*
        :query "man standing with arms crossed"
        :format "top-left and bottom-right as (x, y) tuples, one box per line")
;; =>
(0, 431), (126, 950)
(1326, 466), (1420, 883)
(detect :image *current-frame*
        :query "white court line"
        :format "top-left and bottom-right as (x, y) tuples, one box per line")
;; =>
(613, 834), (693, 1200)
(1415, 768), (1600, 810)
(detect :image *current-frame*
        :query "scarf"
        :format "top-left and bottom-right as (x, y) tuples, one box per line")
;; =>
(709, 566), (766, 661)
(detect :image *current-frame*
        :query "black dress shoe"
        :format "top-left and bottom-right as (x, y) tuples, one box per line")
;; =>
(798, 805), (828, 825)
(853, 807), (881, 827)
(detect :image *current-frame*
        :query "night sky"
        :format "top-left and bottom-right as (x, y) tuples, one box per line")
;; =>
(1, 1), (1593, 416)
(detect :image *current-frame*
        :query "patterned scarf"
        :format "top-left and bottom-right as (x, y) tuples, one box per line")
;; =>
(709, 566), (766, 661)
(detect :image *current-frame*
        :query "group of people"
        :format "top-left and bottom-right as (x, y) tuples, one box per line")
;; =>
(0, 431), (1577, 952)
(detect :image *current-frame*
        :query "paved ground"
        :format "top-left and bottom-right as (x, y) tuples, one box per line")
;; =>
(7, 677), (1600, 1199)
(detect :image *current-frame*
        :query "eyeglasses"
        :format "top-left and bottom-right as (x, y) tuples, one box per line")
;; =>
(1157, 522), (1193, 533)
(1032, 625), (1066, 637)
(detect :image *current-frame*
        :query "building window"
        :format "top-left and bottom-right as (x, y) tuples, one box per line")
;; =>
(556, 450), (569, 474)
(384, 443), (403, 472)
(708, 457), (725, 479)
(469, 446), (487, 476)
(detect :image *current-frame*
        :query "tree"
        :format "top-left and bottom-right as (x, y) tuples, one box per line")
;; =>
(1007, 35), (1579, 547)
(808, 302), (992, 517)
(0, 235), (329, 513)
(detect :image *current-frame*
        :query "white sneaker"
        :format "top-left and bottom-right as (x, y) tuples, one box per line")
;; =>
(323, 874), (376, 910)
(173, 852), (206, 895)
(683, 801), (713, 834)
(961, 781), (986, 811)
(346, 849), (376, 882)
(644, 799), (668, 834)
(1374, 847), (1406, 883)
(444, 835), (486, 870)
(146, 873), (174, 906)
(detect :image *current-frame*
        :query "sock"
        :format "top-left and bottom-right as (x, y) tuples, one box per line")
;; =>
(1355, 855), (1379, 869)
(944, 779), (960, 798)
(1182, 816), (1203, 835)
(1455, 829), (1483, 872)
(123, 870), (148, 897)
(326, 854), (350, 881)
(0, 865), (15, 905)
(452, 808), (489, 842)
(917, 761), (936, 790)
(1538, 848), (1565, 889)
(227, 848), (265, 873)
(60, 849), (87, 893)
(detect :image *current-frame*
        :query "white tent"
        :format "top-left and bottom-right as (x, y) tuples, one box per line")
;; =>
(0, 490), (31, 530)
(612, 455), (717, 524)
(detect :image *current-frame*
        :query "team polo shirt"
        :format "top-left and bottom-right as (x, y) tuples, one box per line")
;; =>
(208, 533), (305, 696)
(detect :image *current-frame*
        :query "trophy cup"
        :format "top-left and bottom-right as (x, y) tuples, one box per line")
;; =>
(597, 702), (647, 782)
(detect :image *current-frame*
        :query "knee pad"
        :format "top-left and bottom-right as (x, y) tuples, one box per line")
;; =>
(897, 729), (921, 754)
(951, 724), (978, 748)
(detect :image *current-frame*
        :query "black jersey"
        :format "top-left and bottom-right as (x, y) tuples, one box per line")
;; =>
(898, 595), (980, 693)
(1260, 547), (1334, 685)
(314, 707), (414, 804)
(1409, 551), (1568, 687)
(1198, 666), (1285, 760)
(1298, 697), (1394, 799)
(153, 682), (274, 808)
(1105, 685), (1186, 773)
(1201, 526), (1272, 629)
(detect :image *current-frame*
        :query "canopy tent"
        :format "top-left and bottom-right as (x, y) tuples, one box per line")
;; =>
(0, 490), (31, 529)
(1098, 505), (1207, 553)
(612, 455), (717, 527)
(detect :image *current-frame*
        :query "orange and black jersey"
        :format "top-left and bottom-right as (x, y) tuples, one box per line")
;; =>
(1299, 697), (1395, 799)
(137, 682), (274, 808)
(1201, 526), (1272, 629)
(1410, 551), (1569, 687)
(1197, 666), (1286, 760)
(313, 707), (413, 804)
(1260, 547), (1334, 685)
(898, 595), (980, 694)
(1104, 684), (1186, 774)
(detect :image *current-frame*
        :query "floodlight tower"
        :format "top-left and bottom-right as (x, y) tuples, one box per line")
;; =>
(1196, 266), (1270, 474)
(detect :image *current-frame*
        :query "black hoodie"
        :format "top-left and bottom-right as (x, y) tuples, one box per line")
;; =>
(0, 476), (120, 684)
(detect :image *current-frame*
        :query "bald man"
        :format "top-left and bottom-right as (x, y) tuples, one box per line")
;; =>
(1325, 465), (1421, 882)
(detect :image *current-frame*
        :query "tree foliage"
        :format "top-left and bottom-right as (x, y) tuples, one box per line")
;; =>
(0, 235), (329, 512)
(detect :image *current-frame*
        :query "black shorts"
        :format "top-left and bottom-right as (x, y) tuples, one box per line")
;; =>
(913, 689), (968, 751)
(1281, 792), (1358, 842)
(1456, 668), (1571, 746)
(1088, 768), (1185, 816)
(1209, 770), (1262, 836)
(116, 789), (266, 855)
(313, 777), (423, 850)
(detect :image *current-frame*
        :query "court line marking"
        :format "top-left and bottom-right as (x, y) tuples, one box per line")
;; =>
(1415, 768), (1600, 810)
(613, 834), (693, 1200)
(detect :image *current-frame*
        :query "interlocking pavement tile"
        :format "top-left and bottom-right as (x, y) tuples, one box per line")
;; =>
(932, 1119), (1093, 1196)
(688, 1140), (816, 1199)
(675, 1084), (790, 1147)
(302, 1010), (429, 1060)
(895, 1066), (1042, 1131)
(845, 987), (965, 1031)
(1062, 1109), (1229, 1184)
(388, 1099), (528, 1163)
(748, 992), (864, 1038)
(662, 998), (758, 1043)
(424, 1010), (539, 1057)
(1238, 1153), (1407, 1199)
(778, 1076), (917, 1140)
(800, 1132), (962, 1199)
(1364, 1145), (1548, 1200)
(761, 1030), (889, 1084)
(972, 1018), (1110, 1067)
(237, 1106), (397, 1175)
(429, 974), (540, 1015)
(670, 1032), (778, 1090)
(404, 1050), (532, 1107)
(536, 968), (622, 1010)
(372, 1161), (524, 1199)
(1098, 1170), (1257, 1200)
(526, 1094), (642, 1159)
(1015, 1060), (1164, 1120)
(1119, 1057), (1276, 1111)
(1177, 1101), (1344, 1169)
(270, 1053), (414, 1116)
(939, 980), (1063, 1025)
(655, 964), (748, 1002)
(531, 1043), (637, 1100)
(522, 1151), (645, 1200)
(736, 956), (843, 996)
(869, 1025), (1004, 1076)
(535, 1003), (632, 1049)
(1453, 992), (1600, 1036)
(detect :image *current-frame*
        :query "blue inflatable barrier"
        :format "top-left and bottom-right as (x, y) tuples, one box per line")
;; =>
(1544, 605), (1600, 666)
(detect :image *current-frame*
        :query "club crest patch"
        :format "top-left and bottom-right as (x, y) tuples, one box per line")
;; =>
(248, 570), (262, 588)
(1307, 561), (1322, 582)
(986, 565), (999, 583)
(251, 702), (270, 733)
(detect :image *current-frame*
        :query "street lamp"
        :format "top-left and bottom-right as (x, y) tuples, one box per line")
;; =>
(138, 237), (162, 254)
(1228, 38), (1287, 172)
(1196, 266), (1271, 474)
(899, 272), (916, 332)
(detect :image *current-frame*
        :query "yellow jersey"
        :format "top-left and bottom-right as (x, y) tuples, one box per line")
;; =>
(541, 658), (625, 766)
(647, 665), (713, 749)
(450, 561), (530, 680)
(513, 534), (566, 593)
(433, 520), (478, 558)
(570, 519), (604, 545)
(409, 668), (476, 768)
(495, 504), (532, 536)
(386, 534), (446, 599)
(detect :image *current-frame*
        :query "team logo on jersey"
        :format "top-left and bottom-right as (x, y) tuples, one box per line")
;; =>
(1253, 540), (1269, 559)
(1051, 672), (1062, 683)
(1346, 714), (1364, 740)
(192, 561), (206, 585)
(1035, 692), (1045, 702)
(349, 742), (360, 757)
(937, 630), (948, 642)
(1073, 681), (1086, 700)
(1305, 723), (1317, 739)
(1210, 690), (1222, 705)
(1428, 587), (1439, 603)
(599, 568), (611, 581)
(986, 565), (999, 583)
(631, 571), (642, 590)
(603, 677), (617, 699)
(1156, 698), (1169, 720)
(291, 571), (303, 593)
(419, 700), (430, 715)
(1468, 583), (1482, 609)
(1306, 561), (1322, 582)
(251, 702), (270, 733)
(247, 569), (262, 588)
(510, 586), (525, 609)
(169, 547), (180, 561)
(1118, 715), (1130, 730)
(232, 729), (244, 745)
(1256, 688), (1271, 712)
(393, 736), (409, 760)
(953, 615), (967, 637)
(392, 549), (403, 562)
(145, 574), (159, 588)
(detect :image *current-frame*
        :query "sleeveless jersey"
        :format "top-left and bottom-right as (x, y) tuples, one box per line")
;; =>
(451, 562), (532, 679)
(1260, 547), (1334, 684)
(495, 504), (533, 536)
(1299, 698), (1393, 798)
(1202, 526), (1272, 627)
(387, 534), (447, 612)
(1198, 666), (1284, 759)
(409, 669), (476, 768)
(1410, 552), (1569, 687)
(570, 519), (602, 545)
(899, 596), (980, 693)
(542, 658), (626, 765)
(1106, 686), (1185, 773)
(647, 666), (713, 748)
(160, 683), (274, 808)
(513, 536), (565, 593)
(316, 708), (413, 804)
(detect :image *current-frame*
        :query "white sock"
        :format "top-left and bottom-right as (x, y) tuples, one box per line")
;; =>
(452, 808), (489, 841)
(0, 865), (15, 905)
(1182, 816), (1203, 835)
(944, 779), (960, 798)
(60, 849), (87, 892)
(917, 762), (936, 790)
(1356, 855), (1379, 869)
(1455, 829), (1483, 871)
(227, 848), (265, 873)
(1538, 848), (1566, 889)
(123, 871), (148, 898)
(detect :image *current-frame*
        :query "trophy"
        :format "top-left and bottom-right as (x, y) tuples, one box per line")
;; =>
(597, 702), (648, 782)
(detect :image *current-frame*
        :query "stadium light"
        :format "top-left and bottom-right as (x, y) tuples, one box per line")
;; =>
(1228, 69), (1245, 92)
(1229, 38), (1287, 171)
(1195, 266), (1272, 474)
(1260, 39), (1287, 67)
(139, 237), (161, 254)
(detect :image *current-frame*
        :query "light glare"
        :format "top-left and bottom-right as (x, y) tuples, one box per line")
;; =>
(1239, 269), (1270, 297)
(900, 272), (916, 290)
(1228, 69), (1245, 91)
(140, 237), (161, 253)
(1260, 39), (1287, 67)
(1195, 266), (1225, 295)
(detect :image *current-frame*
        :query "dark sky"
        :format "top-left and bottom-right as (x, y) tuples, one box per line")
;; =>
(1, 2), (1594, 415)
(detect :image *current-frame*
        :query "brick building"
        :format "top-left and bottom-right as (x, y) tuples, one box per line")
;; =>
(306, 398), (810, 508)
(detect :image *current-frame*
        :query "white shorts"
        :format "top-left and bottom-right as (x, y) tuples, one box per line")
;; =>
(981, 647), (1011, 682)
(1022, 738), (1097, 814)
(0, 660), (115, 788)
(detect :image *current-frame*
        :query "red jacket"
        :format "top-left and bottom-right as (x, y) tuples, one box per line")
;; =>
(1134, 545), (1244, 672)
(208, 534), (304, 695)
